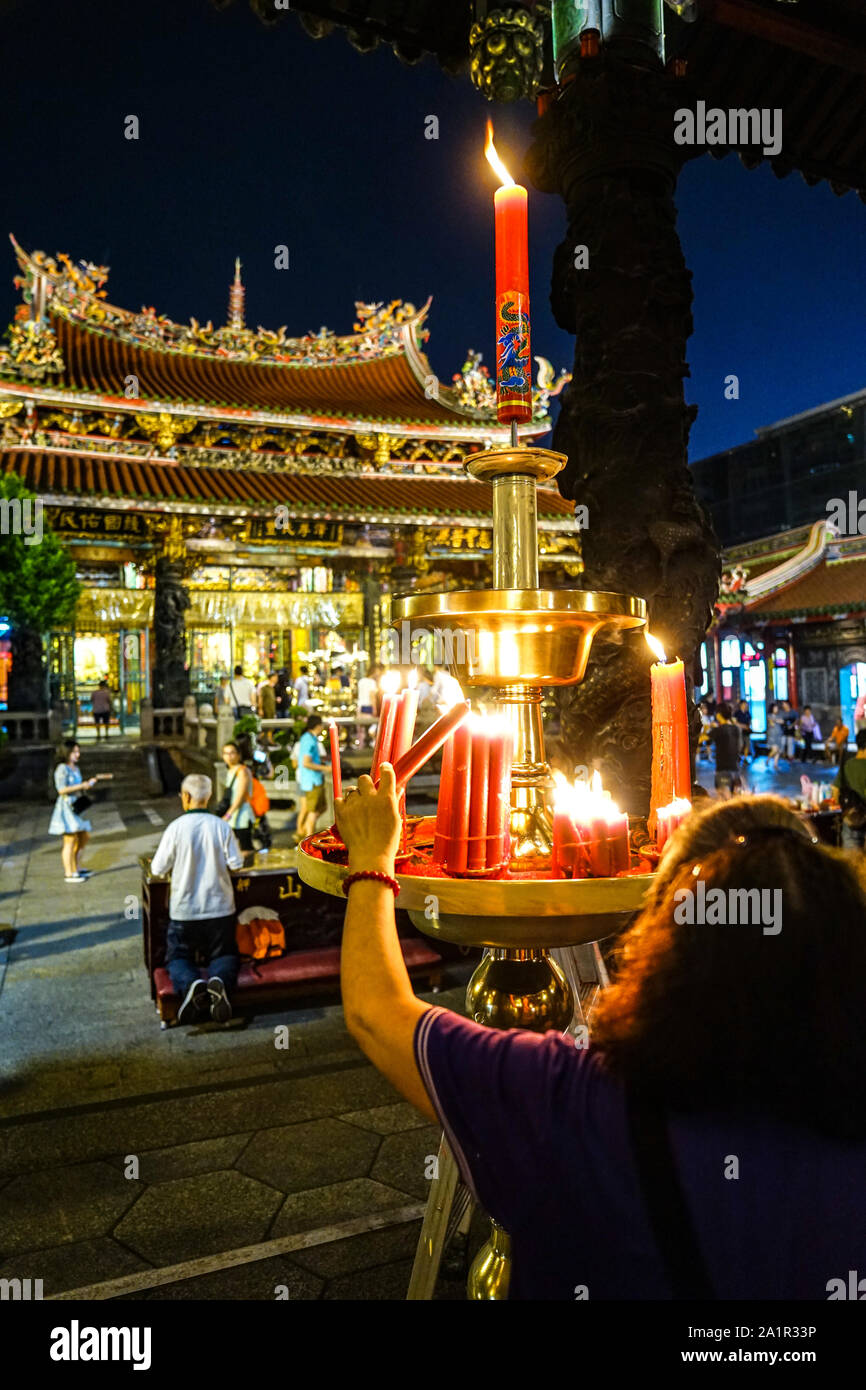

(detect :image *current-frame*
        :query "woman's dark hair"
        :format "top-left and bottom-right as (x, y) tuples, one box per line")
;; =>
(593, 795), (866, 1140)
(222, 740), (240, 754)
(305, 714), (323, 731)
(54, 738), (79, 767)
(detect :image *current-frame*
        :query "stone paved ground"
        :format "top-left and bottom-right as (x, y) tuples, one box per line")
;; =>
(0, 772), (477, 1301)
(0, 749), (830, 1300)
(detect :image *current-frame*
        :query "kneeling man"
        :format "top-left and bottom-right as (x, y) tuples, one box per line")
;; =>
(150, 773), (244, 1024)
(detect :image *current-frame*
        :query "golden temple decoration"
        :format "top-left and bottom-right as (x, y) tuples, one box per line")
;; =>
(161, 516), (187, 563)
(187, 589), (363, 630)
(136, 412), (197, 454)
(75, 588), (155, 629)
(0, 399), (23, 419)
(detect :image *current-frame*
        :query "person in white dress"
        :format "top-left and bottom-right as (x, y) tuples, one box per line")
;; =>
(48, 740), (95, 882)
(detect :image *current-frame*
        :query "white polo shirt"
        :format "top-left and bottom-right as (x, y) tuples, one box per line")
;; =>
(150, 811), (244, 921)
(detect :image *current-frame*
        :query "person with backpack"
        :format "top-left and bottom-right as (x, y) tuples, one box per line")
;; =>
(833, 728), (866, 851)
(228, 665), (258, 718)
(150, 773), (244, 1024)
(220, 741), (256, 852)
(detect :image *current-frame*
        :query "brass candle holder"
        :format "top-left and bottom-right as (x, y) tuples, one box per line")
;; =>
(298, 440), (648, 1301)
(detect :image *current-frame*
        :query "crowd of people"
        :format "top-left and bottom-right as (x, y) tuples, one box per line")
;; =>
(699, 694), (852, 779)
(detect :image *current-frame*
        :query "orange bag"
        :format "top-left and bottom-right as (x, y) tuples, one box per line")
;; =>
(250, 776), (270, 818)
(234, 917), (286, 961)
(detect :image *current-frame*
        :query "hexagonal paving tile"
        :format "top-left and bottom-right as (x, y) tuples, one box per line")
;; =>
(145, 1256), (323, 1301)
(0, 1237), (149, 1297)
(236, 1119), (381, 1194)
(369, 1125), (442, 1201)
(271, 1177), (417, 1239)
(113, 1170), (283, 1266)
(339, 1103), (429, 1135)
(0, 1162), (137, 1257)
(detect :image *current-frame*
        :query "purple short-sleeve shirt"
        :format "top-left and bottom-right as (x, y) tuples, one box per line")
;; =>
(414, 1007), (866, 1301)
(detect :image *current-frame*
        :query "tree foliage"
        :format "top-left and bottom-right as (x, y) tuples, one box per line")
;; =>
(0, 474), (79, 630)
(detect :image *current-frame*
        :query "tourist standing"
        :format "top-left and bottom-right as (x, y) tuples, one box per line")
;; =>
(295, 714), (330, 841)
(258, 671), (278, 720)
(91, 680), (113, 740)
(357, 665), (379, 716)
(221, 741), (255, 852)
(274, 669), (291, 717)
(49, 740), (104, 882)
(228, 665), (257, 718)
(733, 698), (752, 761)
(150, 773), (244, 1025)
(293, 665), (311, 708)
(708, 702), (742, 797)
(799, 706), (822, 762)
(781, 701), (798, 761)
(766, 701), (784, 770)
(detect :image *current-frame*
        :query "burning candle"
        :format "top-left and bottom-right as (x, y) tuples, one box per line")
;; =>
(605, 807), (630, 875)
(370, 670), (401, 780)
(655, 797), (692, 853)
(551, 773), (584, 879)
(646, 633), (691, 838)
(328, 720), (341, 801)
(432, 734), (455, 866)
(485, 122), (532, 426)
(552, 769), (630, 879)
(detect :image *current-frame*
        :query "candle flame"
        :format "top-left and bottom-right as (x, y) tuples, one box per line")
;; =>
(645, 631), (666, 663)
(553, 768), (621, 818)
(381, 670), (401, 695)
(485, 120), (515, 189)
(658, 797), (692, 816)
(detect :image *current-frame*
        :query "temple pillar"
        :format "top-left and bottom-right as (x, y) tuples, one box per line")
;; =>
(152, 554), (190, 709)
(526, 54), (721, 816)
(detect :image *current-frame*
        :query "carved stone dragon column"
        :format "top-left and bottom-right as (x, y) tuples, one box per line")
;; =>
(526, 55), (721, 818)
(152, 518), (191, 709)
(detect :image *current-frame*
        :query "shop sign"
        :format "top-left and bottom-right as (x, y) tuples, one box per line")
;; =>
(49, 508), (151, 539)
(251, 516), (344, 545)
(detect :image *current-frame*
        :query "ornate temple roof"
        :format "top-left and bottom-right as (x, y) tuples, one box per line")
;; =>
(723, 519), (866, 620)
(1, 238), (555, 438)
(0, 446), (574, 526)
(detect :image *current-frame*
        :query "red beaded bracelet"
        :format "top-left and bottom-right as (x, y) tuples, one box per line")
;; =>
(342, 869), (400, 897)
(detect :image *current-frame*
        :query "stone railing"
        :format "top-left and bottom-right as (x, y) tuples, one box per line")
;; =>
(139, 701), (185, 740)
(1, 709), (64, 745)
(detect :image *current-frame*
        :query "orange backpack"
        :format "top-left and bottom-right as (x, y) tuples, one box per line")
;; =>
(236, 909), (285, 961)
(250, 776), (270, 819)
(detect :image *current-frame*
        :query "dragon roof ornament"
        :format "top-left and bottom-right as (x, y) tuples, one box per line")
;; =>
(6, 236), (433, 370)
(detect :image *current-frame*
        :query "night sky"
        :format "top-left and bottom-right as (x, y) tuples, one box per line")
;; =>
(1, 0), (863, 460)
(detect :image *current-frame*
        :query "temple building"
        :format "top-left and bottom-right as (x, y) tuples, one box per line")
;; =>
(0, 238), (575, 724)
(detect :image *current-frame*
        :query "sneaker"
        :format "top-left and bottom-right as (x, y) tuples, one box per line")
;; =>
(64, 874), (86, 883)
(207, 977), (232, 1023)
(177, 979), (209, 1025)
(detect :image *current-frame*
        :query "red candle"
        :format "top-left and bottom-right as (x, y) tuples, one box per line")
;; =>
(485, 122), (532, 426)
(647, 634), (691, 837)
(391, 689), (419, 766)
(486, 723), (512, 869)
(467, 723), (490, 872)
(432, 734), (455, 866)
(444, 720), (473, 874)
(389, 701), (471, 792)
(552, 808), (582, 879)
(656, 797), (692, 853)
(370, 693), (398, 781)
(328, 720), (341, 802)
(606, 811), (630, 875)
(585, 813), (611, 878)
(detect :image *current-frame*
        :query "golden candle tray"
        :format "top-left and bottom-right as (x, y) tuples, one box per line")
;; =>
(297, 834), (652, 949)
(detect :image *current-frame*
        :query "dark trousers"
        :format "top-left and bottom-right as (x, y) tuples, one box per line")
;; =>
(166, 914), (239, 996)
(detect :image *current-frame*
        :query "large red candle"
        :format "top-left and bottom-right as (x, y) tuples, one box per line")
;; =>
(486, 723), (512, 869)
(606, 810), (630, 875)
(444, 720), (473, 875)
(432, 734), (455, 867)
(647, 634), (691, 836)
(486, 122), (532, 425)
(389, 701), (471, 792)
(370, 693), (398, 781)
(328, 720), (341, 802)
(467, 723), (490, 872)
(391, 689), (419, 766)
